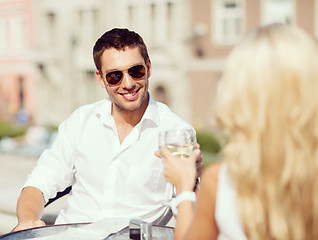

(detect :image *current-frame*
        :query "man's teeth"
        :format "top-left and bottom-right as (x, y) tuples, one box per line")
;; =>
(124, 92), (135, 97)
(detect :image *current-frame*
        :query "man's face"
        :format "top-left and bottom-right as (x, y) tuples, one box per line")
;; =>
(96, 47), (151, 113)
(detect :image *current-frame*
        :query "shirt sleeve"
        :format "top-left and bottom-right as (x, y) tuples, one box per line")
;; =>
(23, 118), (76, 203)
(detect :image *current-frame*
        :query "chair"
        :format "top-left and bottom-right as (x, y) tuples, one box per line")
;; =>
(44, 186), (72, 207)
(152, 206), (173, 226)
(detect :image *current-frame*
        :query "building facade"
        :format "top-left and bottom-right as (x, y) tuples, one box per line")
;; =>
(189, 0), (317, 131)
(0, 0), (34, 125)
(1, 0), (317, 130)
(31, 0), (193, 126)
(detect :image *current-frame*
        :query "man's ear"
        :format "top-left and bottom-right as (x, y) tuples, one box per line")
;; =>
(146, 59), (152, 78)
(95, 70), (106, 88)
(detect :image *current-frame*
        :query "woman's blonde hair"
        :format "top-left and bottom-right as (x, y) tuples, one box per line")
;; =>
(215, 23), (318, 239)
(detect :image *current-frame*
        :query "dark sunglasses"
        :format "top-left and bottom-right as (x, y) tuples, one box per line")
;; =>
(101, 64), (146, 85)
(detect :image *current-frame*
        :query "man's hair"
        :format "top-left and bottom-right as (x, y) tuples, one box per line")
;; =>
(93, 28), (149, 71)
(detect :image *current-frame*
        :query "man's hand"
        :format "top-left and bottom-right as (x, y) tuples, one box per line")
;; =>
(15, 186), (46, 232)
(194, 144), (204, 179)
(13, 220), (46, 232)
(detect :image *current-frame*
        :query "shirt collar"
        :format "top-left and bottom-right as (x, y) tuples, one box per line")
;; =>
(140, 94), (160, 127)
(94, 93), (160, 127)
(94, 97), (112, 125)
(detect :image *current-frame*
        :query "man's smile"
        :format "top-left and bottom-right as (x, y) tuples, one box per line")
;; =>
(120, 88), (140, 100)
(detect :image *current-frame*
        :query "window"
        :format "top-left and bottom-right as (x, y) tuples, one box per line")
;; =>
(166, 2), (173, 40)
(92, 9), (99, 36)
(213, 0), (244, 45)
(10, 16), (25, 49)
(0, 19), (7, 50)
(262, 0), (294, 24)
(153, 85), (168, 105)
(150, 3), (156, 42)
(85, 70), (97, 103)
(46, 12), (56, 46)
(47, 12), (56, 25)
(315, 0), (318, 38)
(77, 9), (97, 46)
(19, 77), (24, 107)
(128, 5), (135, 29)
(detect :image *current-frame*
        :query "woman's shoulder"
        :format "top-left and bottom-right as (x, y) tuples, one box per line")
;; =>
(203, 161), (223, 180)
(198, 161), (223, 200)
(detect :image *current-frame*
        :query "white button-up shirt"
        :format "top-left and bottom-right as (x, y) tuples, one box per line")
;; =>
(24, 95), (194, 224)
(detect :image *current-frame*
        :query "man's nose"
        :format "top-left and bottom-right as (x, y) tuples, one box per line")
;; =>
(121, 72), (135, 89)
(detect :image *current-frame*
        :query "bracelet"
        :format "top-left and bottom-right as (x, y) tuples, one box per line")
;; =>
(193, 178), (200, 192)
(171, 191), (196, 216)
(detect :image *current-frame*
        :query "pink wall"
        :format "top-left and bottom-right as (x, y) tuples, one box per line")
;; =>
(0, 0), (34, 124)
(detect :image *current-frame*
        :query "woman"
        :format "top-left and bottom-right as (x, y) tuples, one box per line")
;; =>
(159, 23), (318, 240)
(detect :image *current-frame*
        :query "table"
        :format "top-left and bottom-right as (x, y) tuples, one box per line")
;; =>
(0, 222), (174, 240)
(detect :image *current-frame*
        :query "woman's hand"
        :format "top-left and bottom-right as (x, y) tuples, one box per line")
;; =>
(156, 145), (203, 194)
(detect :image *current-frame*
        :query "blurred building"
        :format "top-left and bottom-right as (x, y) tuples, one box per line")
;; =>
(189, 0), (317, 131)
(31, 0), (104, 125)
(31, 0), (192, 126)
(0, 0), (34, 125)
(1, 0), (317, 130)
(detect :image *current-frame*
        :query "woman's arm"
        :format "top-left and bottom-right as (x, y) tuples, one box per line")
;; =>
(158, 146), (220, 240)
(158, 147), (200, 240)
(185, 162), (221, 240)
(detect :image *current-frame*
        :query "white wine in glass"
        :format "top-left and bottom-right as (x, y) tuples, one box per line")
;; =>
(166, 143), (195, 159)
(159, 129), (197, 159)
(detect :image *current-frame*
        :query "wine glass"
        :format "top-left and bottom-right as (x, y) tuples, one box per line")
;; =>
(159, 129), (197, 159)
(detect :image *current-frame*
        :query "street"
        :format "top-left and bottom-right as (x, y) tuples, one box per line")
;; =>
(0, 153), (66, 235)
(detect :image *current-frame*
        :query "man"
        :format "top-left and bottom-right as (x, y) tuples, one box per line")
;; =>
(14, 28), (202, 231)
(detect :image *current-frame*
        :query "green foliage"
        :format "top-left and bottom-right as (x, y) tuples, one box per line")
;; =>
(196, 131), (221, 154)
(0, 121), (27, 140)
(44, 124), (58, 133)
(202, 151), (222, 168)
